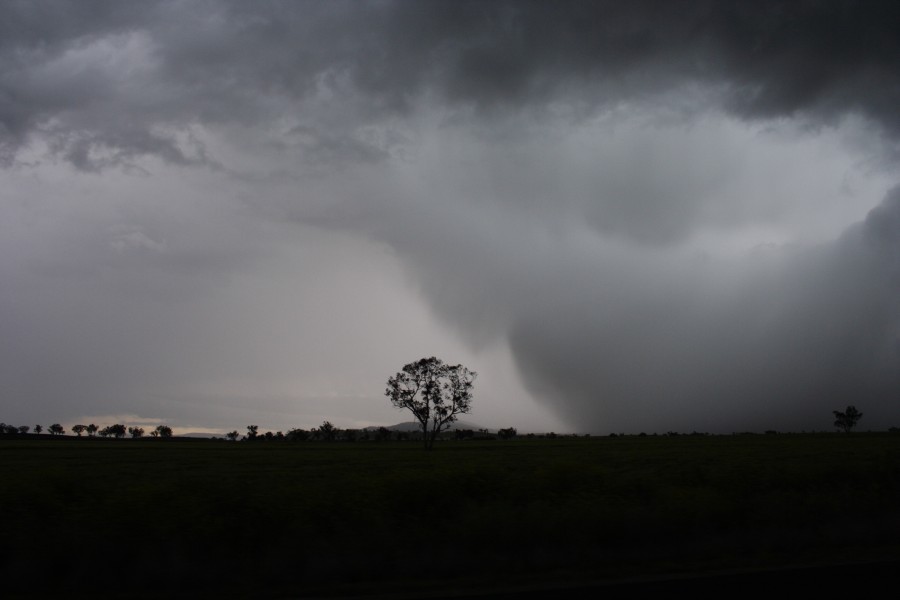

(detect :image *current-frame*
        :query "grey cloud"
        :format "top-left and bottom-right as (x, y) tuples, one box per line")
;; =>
(283, 124), (391, 168)
(3, 1), (900, 168)
(397, 187), (900, 433)
(354, 112), (899, 431)
(0, 168), (420, 429)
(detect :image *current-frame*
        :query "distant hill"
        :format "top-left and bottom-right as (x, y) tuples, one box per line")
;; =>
(367, 421), (488, 432)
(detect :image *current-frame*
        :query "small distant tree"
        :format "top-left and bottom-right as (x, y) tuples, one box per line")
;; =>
(48, 423), (65, 436)
(246, 425), (259, 440)
(225, 430), (240, 442)
(128, 427), (144, 439)
(34, 424), (42, 434)
(385, 357), (476, 450)
(18, 425), (30, 435)
(314, 421), (338, 441)
(374, 426), (392, 442)
(833, 406), (863, 434)
(286, 428), (310, 442)
(153, 425), (173, 438)
(86, 423), (98, 437)
(497, 427), (517, 440)
(72, 424), (87, 437)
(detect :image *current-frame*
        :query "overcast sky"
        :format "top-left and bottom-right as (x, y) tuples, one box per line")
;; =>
(3, 1), (900, 434)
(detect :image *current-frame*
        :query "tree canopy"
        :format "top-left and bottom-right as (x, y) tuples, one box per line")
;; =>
(386, 357), (476, 450)
(833, 406), (863, 433)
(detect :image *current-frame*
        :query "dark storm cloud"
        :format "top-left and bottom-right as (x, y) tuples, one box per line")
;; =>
(3, 1), (900, 432)
(513, 190), (900, 433)
(3, 1), (900, 166)
(379, 184), (900, 433)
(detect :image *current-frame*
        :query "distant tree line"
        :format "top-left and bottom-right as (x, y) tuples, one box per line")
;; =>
(0, 423), (173, 438)
(1, 420), (514, 443)
(212, 421), (520, 443)
(0, 406), (872, 441)
(224, 421), (406, 443)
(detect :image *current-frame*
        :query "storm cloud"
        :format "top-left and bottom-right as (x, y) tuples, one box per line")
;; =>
(2, 1), (900, 433)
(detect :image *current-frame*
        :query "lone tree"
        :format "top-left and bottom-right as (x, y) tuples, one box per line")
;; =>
(151, 425), (173, 438)
(386, 356), (476, 450)
(833, 405), (863, 433)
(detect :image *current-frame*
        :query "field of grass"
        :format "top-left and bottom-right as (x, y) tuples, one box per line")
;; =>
(3, 433), (900, 595)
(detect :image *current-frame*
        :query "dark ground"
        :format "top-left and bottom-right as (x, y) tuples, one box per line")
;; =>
(3, 433), (900, 597)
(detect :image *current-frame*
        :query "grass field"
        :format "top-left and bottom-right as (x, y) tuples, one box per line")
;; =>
(3, 433), (900, 596)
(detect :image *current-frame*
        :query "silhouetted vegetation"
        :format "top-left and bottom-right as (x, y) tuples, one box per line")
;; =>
(834, 405), (863, 433)
(498, 427), (517, 439)
(99, 424), (127, 438)
(151, 425), (173, 438)
(285, 428), (310, 442)
(385, 356), (476, 449)
(312, 420), (338, 441)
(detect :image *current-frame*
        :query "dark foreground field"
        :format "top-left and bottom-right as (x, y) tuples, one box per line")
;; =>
(3, 433), (900, 597)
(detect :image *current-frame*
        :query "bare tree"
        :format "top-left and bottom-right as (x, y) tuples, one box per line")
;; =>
(386, 357), (476, 450)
